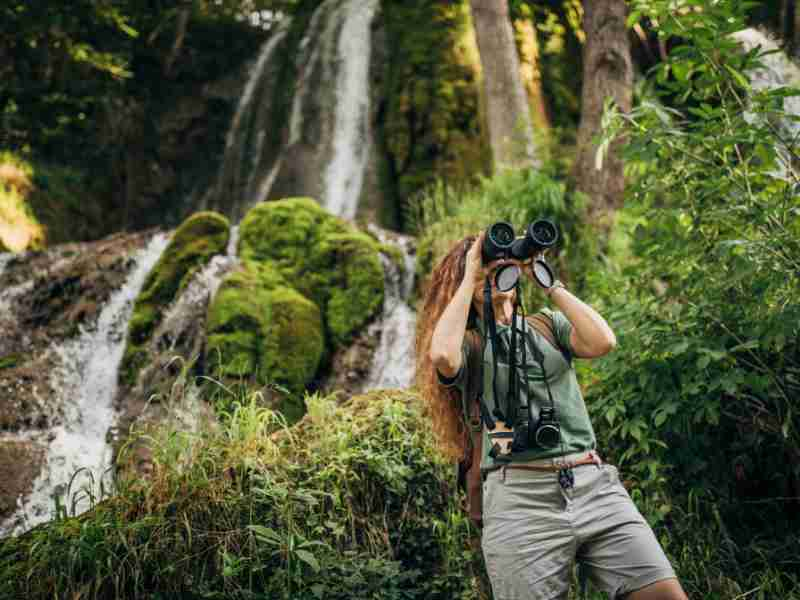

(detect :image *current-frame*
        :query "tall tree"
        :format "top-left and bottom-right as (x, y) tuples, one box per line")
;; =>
(572, 0), (633, 218)
(470, 0), (539, 171)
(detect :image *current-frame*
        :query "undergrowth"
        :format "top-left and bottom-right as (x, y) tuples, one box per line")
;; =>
(0, 386), (482, 600)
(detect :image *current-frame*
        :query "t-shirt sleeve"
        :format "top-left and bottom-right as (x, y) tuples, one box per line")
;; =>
(545, 309), (575, 358)
(435, 341), (471, 392)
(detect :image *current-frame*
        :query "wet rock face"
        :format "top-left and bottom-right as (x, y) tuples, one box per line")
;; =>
(0, 232), (151, 433)
(120, 211), (230, 387)
(0, 441), (45, 522)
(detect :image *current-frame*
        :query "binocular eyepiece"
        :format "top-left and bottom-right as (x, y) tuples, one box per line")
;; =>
(481, 220), (558, 291)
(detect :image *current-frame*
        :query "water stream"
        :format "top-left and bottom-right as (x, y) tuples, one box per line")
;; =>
(323, 0), (379, 219)
(0, 233), (170, 536)
(362, 228), (416, 391)
(211, 24), (290, 221)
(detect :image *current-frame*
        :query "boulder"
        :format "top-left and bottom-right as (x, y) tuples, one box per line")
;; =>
(0, 441), (45, 522)
(122, 211), (230, 385)
(238, 198), (384, 348)
(205, 260), (324, 420)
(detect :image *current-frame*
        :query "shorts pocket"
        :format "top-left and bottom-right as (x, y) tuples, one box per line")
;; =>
(482, 474), (500, 516)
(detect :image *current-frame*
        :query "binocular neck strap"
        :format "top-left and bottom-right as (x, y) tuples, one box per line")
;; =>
(483, 277), (505, 424)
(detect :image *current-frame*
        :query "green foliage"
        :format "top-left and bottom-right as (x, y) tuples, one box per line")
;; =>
(510, 0), (585, 131)
(413, 168), (597, 303)
(584, 0), (800, 593)
(0, 389), (481, 600)
(122, 211), (230, 384)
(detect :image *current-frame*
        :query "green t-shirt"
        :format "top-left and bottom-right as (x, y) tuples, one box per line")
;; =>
(439, 310), (597, 470)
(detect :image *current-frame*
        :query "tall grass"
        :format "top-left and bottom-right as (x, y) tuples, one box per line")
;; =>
(0, 384), (481, 599)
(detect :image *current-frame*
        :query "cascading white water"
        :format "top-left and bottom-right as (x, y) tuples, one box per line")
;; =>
(156, 226), (240, 353)
(252, 0), (379, 219)
(0, 233), (170, 537)
(210, 22), (290, 220)
(323, 0), (379, 219)
(363, 228), (417, 390)
(731, 29), (800, 178)
(253, 4), (335, 206)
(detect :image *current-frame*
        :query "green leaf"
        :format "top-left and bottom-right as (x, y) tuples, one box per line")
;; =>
(295, 549), (321, 573)
(248, 525), (282, 544)
(724, 64), (750, 89)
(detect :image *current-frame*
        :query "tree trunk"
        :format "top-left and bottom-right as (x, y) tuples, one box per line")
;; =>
(572, 0), (633, 219)
(164, 6), (192, 78)
(469, 0), (539, 171)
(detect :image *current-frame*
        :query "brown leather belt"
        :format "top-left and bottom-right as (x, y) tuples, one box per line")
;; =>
(502, 451), (603, 473)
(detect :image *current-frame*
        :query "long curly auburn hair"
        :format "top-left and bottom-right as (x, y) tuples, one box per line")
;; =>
(415, 235), (478, 462)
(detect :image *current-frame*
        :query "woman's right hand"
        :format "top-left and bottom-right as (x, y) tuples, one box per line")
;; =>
(465, 231), (508, 290)
(465, 232), (486, 288)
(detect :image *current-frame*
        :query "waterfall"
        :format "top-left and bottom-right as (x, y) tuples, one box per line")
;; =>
(731, 29), (800, 178)
(211, 0), (380, 222)
(362, 228), (417, 391)
(155, 226), (240, 356)
(0, 233), (170, 537)
(207, 23), (290, 221)
(323, 0), (379, 219)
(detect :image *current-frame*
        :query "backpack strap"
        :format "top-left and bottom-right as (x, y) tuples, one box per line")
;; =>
(459, 329), (485, 528)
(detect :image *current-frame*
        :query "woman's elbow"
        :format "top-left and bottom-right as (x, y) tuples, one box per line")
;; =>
(599, 332), (617, 356)
(429, 348), (459, 377)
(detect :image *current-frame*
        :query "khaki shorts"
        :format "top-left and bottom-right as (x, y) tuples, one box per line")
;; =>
(481, 460), (676, 600)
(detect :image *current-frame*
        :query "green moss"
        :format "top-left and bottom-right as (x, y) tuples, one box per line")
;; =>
(317, 232), (384, 345)
(378, 0), (488, 230)
(122, 211), (230, 385)
(261, 286), (324, 420)
(0, 354), (22, 370)
(239, 198), (384, 348)
(205, 260), (324, 422)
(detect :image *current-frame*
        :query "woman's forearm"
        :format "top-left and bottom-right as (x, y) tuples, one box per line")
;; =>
(429, 279), (475, 377)
(549, 287), (616, 358)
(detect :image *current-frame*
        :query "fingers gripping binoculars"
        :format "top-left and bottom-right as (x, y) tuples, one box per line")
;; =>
(482, 220), (558, 292)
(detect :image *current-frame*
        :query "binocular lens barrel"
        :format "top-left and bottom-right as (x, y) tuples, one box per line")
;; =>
(511, 219), (558, 261)
(482, 221), (516, 263)
(482, 220), (558, 265)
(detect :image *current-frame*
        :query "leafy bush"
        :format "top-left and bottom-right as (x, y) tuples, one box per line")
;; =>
(584, 0), (800, 594)
(0, 388), (481, 600)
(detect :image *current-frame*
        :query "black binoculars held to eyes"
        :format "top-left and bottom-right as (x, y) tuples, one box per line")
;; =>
(481, 220), (558, 292)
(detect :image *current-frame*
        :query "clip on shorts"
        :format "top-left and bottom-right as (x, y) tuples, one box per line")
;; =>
(481, 462), (677, 599)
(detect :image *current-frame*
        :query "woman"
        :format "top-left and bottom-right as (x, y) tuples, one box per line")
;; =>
(416, 232), (688, 600)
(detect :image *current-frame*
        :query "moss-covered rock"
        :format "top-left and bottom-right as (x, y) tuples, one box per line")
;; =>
(239, 198), (384, 347)
(122, 211), (230, 384)
(378, 1), (488, 228)
(205, 260), (324, 420)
